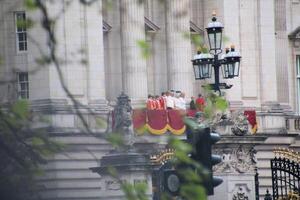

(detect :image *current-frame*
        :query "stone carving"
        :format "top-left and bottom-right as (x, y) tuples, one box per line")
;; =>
(113, 92), (134, 147)
(213, 113), (234, 126)
(231, 111), (249, 136)
(105, 180), (121, 191)
(232, 186), (249, 200)
(105, 179), (127, 191)
(214, 145), (256, 174)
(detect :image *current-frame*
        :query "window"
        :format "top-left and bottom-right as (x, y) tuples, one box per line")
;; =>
(15, 12), (27, 52)
(297, 56), (300, 113)
(17, 72), (29, 99)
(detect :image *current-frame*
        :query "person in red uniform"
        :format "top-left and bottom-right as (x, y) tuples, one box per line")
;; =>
(195, 94), (205, 111)
(146, 95), (155, 110)
(159, 92), (167, 110)
(154, 95), (162, 110)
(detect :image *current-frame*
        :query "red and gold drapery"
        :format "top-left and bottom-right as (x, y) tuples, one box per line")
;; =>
(132, 109), (186, 135)
(132, 109), (258, 135)
(244, 110), (258, 134)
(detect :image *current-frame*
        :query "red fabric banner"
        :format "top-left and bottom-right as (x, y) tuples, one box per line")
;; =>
(146, 110), (168, 134)
(132, 109), (146, 129)
(132, 109), (186, 135)
(167, 110), (186, 134)
(244, 110), (257, 134)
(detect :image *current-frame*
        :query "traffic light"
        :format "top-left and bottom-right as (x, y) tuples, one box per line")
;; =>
(185, 118), (223, 195)
(163, 168), (180, 196)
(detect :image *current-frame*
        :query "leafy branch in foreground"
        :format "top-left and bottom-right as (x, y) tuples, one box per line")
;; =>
(0, 100), (63, 200)
(202, 85), (228, 123)
(168, 137), (208, 200)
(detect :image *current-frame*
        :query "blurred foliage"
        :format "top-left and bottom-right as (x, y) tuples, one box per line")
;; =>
(137, 40), (151, 59)
(103, 0), (114, 11)
(202, 85), (229, 123)
(107, 166), (149, 200)
(168, 137), (208, 200)
(122, 182), (148, 200)
(16, 18), (35, 30)
(18, 1), (229, 200)
(0, 100), (63, 200)
(95, 117), (108, 129)
(24, 0), (38, 10)
(184, 33), (209, 53)
(106, 132), (124, 149)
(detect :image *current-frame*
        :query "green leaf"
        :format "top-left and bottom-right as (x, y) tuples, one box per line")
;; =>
(179, 168), (202, 183)
(24, 0), (38, 10)
(11, 100), (29, 119)
(136, 40), (151, 59)
(169, 137), (192, 154)
(134, 182), (148, 200)
(215, 97), (228, 111)
(31, 137), (45, 146)
(107, 166), (118, 178)
(35, 56), (52, 66)
(181, 184), (207, 200)
(16, 18), (35, 30)
(121, 182), (136, 200)
(106, 133), (124, 148)
(95, 117), (107, 129)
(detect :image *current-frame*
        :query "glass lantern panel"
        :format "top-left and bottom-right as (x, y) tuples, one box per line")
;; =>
(203, 63), (212, 78)
(222, 64), (228, 78)
(234, 62), (240, 77)
(208, 31), (216, 50)
(193, 65), (200, 79)
(228, 63), (234, 77)
(215, 32), (222, 50)
(202, 64), (209, 77)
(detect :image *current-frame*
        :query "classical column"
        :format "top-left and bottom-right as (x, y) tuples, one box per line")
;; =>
(120, 0), (148, 103)
(85, 0), (106, 104)
(259, 0), (278, 103)
(165, 0), (193, 96)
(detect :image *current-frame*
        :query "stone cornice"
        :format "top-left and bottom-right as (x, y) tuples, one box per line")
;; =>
(29, 98), (111, 114)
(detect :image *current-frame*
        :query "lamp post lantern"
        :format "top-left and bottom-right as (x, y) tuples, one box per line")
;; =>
(192, 12), (241, 95)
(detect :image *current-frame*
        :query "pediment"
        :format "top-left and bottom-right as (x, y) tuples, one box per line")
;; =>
(145, 17), (160, 33)
(103, 20), (112, 32)
(289, 26), (300, 40)
(190, 21), (204, 34)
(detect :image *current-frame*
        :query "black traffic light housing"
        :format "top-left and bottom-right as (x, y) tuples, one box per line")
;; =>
(163, 169), (180, 196)
(185, 118), (223, 195)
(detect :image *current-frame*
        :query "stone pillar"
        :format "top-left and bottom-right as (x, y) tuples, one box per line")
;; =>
(209, 136), (266, 200)
(259, 0), (278, 103)
(120, 0), (148, 104)
(165, 0), (193, 97)
(85, 0), (106, 104)
(224, 0), (250, 105)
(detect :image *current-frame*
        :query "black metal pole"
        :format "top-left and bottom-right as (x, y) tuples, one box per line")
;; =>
(213, 54), (221, 95)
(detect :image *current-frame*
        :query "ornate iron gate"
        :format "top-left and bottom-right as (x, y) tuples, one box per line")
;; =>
(271, 148), (300, 200)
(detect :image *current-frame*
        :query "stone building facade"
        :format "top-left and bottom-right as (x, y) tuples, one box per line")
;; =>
(1, 0), (300, 199)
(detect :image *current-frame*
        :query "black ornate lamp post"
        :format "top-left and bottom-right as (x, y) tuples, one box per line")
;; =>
(192, 12), (241, 95)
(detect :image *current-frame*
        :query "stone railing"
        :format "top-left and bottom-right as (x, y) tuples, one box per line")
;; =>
(285, 115), (300, 133)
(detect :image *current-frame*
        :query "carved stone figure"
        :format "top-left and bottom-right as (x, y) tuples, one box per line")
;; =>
(113, 92), (134, 147)
(231, 111), (249, 136)
(214, 145), (256, 174)
(232, 187), (249, 200)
